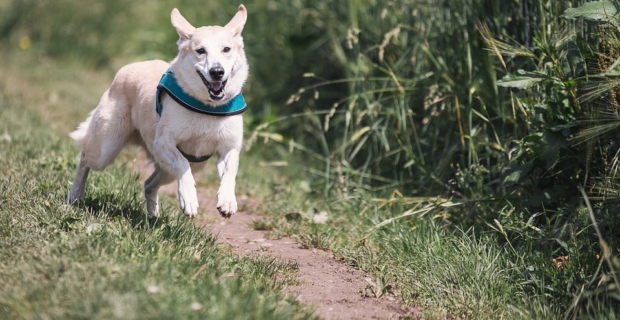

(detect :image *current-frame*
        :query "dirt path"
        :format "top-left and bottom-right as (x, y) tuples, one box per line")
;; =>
(135, 158), (417, 319)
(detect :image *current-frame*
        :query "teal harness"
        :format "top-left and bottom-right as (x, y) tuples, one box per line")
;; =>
(155, 68), (247, 162)
(156, 68), (247, 117)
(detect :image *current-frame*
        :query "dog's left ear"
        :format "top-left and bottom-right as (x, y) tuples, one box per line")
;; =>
(225, 5), (247, 38)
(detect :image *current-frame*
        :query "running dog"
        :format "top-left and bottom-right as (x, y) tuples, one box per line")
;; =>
(67, 5), (249, 219)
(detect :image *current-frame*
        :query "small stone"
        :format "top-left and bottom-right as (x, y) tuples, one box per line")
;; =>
(313, 211), (329, 224)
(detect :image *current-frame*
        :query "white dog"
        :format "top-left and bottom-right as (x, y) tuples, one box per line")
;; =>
(67, 5), (249, 219)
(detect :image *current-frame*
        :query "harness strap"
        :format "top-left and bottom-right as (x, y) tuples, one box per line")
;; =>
(177, 147), (212, 163)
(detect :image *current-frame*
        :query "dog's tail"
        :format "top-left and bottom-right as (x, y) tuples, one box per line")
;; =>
(68, 110), (94, 147)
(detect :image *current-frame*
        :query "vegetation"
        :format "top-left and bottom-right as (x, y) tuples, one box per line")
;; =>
(3, 0), (620, 318)
(253, 0), (620, 318)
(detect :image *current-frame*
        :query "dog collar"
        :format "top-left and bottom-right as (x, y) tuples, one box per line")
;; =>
(155, 68), (247, 117)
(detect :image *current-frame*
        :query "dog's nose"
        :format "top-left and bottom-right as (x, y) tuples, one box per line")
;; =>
(209, 65), (225, 80)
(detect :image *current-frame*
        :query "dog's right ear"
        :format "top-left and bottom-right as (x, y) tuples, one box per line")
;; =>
(171, 8), (196, 45)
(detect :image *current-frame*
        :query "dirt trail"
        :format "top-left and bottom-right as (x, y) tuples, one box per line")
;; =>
(136, 159), (416, 319)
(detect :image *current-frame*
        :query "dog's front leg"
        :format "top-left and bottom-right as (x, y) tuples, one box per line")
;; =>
(216, 148), (239, 218)
(152, 135), (199, 217)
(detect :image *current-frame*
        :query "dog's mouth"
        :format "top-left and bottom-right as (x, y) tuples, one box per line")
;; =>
(197, 70), (227, 101)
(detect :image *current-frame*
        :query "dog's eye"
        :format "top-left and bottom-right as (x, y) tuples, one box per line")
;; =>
(196, 48), (206, 55)
(223, 47), (231, 53)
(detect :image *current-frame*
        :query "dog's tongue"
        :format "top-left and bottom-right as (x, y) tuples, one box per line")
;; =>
(211, 81), (223, 92)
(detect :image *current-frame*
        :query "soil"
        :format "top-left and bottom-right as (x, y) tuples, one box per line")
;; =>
(134, 158), (421, 320)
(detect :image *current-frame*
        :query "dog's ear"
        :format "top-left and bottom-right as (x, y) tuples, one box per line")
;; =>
(225, 5), (247, 38)
(171, 8), (196, 43)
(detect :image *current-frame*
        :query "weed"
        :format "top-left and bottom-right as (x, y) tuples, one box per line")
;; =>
(297, 224), (335, 250)
(250, 218), (274, 231)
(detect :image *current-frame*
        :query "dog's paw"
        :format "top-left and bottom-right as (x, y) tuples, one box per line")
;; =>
(179, 191), (199, 218)
(66, 192), (84, 204)
(216, 193), (237, 219)
(66, 185), (86, 204)
(178, 179), (199, 218)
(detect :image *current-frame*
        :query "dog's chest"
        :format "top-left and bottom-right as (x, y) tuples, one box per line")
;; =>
(167, 110), (243, 157)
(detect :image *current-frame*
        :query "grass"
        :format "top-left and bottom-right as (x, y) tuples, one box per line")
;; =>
(242, 150), (620, 319)
(244, 181), (527, 318)
(0, 50), (316, 320)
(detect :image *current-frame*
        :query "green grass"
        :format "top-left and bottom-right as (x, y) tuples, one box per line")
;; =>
(243, 158), (620, 319)
(0, 52), (315, 320)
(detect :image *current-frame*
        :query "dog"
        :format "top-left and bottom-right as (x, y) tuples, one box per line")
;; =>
(66, 5), (249, 219)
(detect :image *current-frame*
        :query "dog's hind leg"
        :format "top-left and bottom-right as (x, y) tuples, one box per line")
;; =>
(72, 82), (137, 171)
(144, 167), (174, 217)
(67, 151), (90, 203)
(67, 82), (136, 204)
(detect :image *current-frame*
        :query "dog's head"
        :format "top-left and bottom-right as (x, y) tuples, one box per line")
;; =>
(170, 5), (248, 103)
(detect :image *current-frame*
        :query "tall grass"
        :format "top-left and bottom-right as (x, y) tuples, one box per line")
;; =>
(249, 0), (590, 196)
(247, 0), (620, 317)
